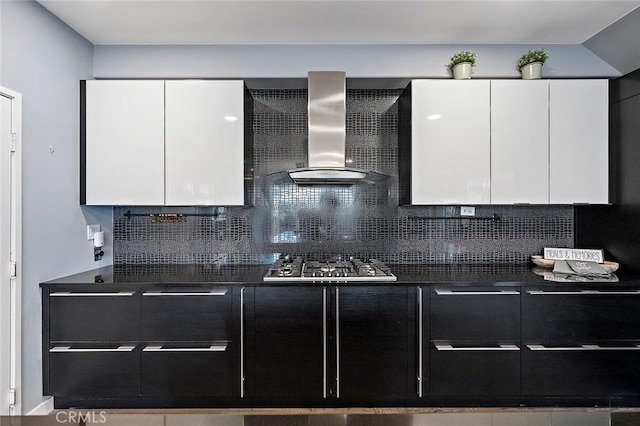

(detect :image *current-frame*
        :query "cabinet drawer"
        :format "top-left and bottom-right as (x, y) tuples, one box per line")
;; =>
(142, 342), (234, 397)
(430, 287), (520, 340)
(522, 288), (640, 340)
(522, 342), (640, 396)
(430, 341), (520, 396)
(49, 291), (140, 341)
(141, 288), (231, 341)
(49, 343), (140, 397)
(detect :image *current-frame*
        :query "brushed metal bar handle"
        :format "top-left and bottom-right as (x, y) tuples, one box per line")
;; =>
(50, 345), (136, 353)
(435, 344), (520, 351)
(50, 292), (135, 297)
(323, 286), (327, 399)
(527, 290), (640, 295)
(435, 289), (520, 296)
(527, 344), (640, 351)
(143, 344), (227, 352)
(240, 287), (245, 398)
(143, 289), (227, 296)
(335, 287), (340, 399)
(417, 286), (423, 397)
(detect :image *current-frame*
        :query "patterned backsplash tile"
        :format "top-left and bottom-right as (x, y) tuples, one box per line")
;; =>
(113, 88), (573, 265)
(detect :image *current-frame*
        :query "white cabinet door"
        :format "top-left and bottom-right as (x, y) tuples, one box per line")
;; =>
(491, 80), (549, 204)
(549, 80), (609, 204)
(411, 80), (491, 204)
(85, 80), (165, 205)
(165, 80), (245, 206)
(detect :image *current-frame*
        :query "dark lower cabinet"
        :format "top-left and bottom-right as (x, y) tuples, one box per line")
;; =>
(42, 281), (640, 408)
(141, 342), (234, 397)
(337, 286), (417, 401)
(522, 287), (640, 341)
(429, 341), (520, 396)
(430, 286), (520, 341)
(245, 286), (325, 402)
(49, 343), (140, 397)
(141, 287), (232, 341)
(139, 287), (236, 398)
(43, 284), (238, 406)
(522, 343), (640, 397)
(521, 286), (640, 400)
(49, 290), (140, 341)
(429, 286), (521, 398)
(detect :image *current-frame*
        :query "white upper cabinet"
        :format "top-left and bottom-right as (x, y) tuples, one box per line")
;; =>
(410, 80), (491, 204)
(84, 80), (165, 205)
(549, 80), (609, 204)
(402, 79), (609, 206)
(165, 80), (246, 206)
(490, 80), (549, 204)
(83, 80), (249, 206)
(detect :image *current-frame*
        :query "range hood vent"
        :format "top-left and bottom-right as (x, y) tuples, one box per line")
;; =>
(281, 71), (389, 185)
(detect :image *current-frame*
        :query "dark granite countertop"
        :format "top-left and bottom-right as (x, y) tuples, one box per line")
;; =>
(40, 263), (640, 286)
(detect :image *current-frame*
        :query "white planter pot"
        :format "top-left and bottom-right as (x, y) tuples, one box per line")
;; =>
(520, 62), (543, 80)
(452, 62), (472, 80)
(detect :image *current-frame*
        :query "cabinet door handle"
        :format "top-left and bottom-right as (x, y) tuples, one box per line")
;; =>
(527, 290), (640, 295)
(50, 345), (136, 352)
(435, 289), (520, 296)
(240, 286), (245, 398)
(527, 344), (640, 351)
(417, 286), (423, 397)
(142, 289), (227, 296)
(143, 343), (227, 352)
(323, 286), (327, 399)
(335, 287), (340, 399)
(50, 292), (135, 297)
(435, 343), (520, 351)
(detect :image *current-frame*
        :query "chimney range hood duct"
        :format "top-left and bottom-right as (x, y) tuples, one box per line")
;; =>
(284, 71), (389, 185)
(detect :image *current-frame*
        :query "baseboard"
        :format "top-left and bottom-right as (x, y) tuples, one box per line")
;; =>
(26, 397), (54, 415)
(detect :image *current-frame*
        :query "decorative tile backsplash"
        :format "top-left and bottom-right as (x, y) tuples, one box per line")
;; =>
(113, 88), (573, 265)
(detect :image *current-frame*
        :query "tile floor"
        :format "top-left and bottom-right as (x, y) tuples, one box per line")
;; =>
(2, 410), (640, 426)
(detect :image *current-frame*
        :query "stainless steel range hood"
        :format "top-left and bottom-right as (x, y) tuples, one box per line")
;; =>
(285, 71), (388, 185)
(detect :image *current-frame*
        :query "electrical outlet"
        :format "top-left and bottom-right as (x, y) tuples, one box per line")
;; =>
(460, 206), (476, 217)
(87, 224), (101, 240)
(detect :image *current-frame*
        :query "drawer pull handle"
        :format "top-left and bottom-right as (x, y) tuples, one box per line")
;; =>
(50, 292), (135, 297)
(527, 290), (640, 295)
(50, 345), (136, 353)
(417, 287), (423, 398)
(527, 344), (640, 351)
(435, 289), (520, 296)
(143, 343), (227, 352)
(143, 289), (227, 296)
(435, 343), (520, 351)
(240, 287), (245, 398)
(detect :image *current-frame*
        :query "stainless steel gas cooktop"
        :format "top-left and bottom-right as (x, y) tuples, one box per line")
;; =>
(263, 257), (397, 282)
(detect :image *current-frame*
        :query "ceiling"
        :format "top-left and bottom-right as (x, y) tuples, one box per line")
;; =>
(37, 0), (640, 46)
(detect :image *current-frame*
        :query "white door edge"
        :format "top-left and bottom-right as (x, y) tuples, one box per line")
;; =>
(1, 85), (22, 416)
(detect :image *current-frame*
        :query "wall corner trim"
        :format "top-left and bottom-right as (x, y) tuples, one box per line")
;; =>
(25, 397), (53, 416)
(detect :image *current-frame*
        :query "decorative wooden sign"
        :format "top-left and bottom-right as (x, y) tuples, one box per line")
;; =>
(543, 247), (604, 263)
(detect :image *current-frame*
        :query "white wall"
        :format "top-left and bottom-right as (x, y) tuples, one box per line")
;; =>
(584, 6), (640, 76)
(0, 1), (111, 413)
(94, 44), (621, 81)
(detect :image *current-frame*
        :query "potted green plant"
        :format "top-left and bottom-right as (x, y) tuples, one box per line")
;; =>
(517, 49), (549, 79)
(449, 50), (477, 79)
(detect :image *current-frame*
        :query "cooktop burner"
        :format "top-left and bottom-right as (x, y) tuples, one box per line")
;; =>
(263, 257), (397, 282)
